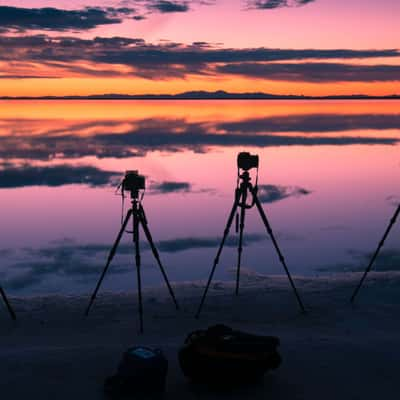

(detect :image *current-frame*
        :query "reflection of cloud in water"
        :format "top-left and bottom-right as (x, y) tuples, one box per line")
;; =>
(148, 180), (215, 195)
(0, 115), (398, 162)
(0, 164), (120, 188)
(219, 114), (400, 133)
(258, 184), (311, 203)
(0, 164), (218, 194)
(150, 181), (191, 194)
(4, 233), (295, 289)
(318, 249), (400, 273)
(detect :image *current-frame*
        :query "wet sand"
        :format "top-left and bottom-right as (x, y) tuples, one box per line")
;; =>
(1, 272), (400, 399)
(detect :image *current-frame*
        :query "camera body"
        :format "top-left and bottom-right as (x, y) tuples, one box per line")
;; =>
(122, 170), (145, 192)
(237, 152), (259, 171)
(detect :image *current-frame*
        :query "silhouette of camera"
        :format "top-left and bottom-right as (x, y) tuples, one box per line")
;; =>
(122, 170), (145, 192)
(237, 152), (259, 171)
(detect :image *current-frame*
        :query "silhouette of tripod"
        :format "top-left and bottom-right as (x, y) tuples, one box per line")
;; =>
(0, 285), (16, 320)
(351, 203), (400, 303)
(85, 190), (179, 333)
(196, 169), (306, 318)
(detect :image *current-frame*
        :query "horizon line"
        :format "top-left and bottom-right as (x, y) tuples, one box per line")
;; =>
(1, 90), (400, 100)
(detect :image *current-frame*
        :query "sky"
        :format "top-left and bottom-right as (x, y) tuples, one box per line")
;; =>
(0, 0), (399, 96)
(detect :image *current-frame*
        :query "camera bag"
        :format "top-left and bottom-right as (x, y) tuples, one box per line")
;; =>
(178, 324), (281, 383)
(104, 346), (168, 398)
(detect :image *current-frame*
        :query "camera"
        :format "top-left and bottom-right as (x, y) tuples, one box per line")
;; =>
(122, 170), (145, 192)
(237, 152), (259, 171)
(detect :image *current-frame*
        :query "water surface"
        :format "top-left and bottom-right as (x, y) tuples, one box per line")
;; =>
(0, 100), (399, 295)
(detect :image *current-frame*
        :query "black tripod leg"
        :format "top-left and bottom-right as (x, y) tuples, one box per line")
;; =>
(236, 202), (247, 296)
(85, 209), (132, 316)
(351, 204), (400, 303)
(139, 205), (179, 310)
(195, 193), (239, 318)
(133, 210), (144, 334)
(254, 195), (306, 313)
(0, 286), (16, 320)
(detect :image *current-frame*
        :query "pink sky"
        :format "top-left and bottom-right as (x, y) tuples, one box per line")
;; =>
(1, 0), (399, 48)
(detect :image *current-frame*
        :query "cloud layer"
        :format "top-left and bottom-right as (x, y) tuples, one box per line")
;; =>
(0, 0), (317, 34)
(150, 181), (192, 193)
(248, 0), (316, 10)
(148, 1), (189, 13)
(218, 62), (400, 82)
(258, 185), (311, 203)
(0, 6), (137, 32)
(3, 233), (267, 289)
(0, 116), (397, 163)
(0, 164), (119, 188)
(0, 34), (399, 81)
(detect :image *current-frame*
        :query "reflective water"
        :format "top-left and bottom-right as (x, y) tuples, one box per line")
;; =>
(0, 100), (399, 295)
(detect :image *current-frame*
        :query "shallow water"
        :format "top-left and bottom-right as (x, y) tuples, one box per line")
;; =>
(0, 100), (399, 295)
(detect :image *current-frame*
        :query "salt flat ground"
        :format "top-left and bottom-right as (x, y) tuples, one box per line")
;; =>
(1, 272), (399, 400)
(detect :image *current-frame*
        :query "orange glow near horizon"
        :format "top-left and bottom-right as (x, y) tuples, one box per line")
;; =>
(1, 99), (400, 122)
(1, 1), (400, 97)
(1, 76), (400, 97)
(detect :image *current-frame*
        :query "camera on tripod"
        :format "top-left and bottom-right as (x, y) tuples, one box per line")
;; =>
(237, 152), (259, 171)
(122, 170), (146, 192)
(86, 168), (179, 332)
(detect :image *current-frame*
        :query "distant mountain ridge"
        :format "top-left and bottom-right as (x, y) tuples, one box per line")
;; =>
(1, 90), (400, 100)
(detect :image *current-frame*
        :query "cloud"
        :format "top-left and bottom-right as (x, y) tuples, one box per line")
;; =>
(319, 248), (400, 273)
(217, 62), (400, 82)
(352, 249), (400, 272)
(4, 258), (128, 290)
(89, 128), (400, 156)
(0, 6), (137, 32)
(6, 271), (44, 290)
(248, 0), (316, 9)
(0, 74), (58, 79)
(0, 117), (397, 162)
(218, 113), (400, 133)
(3, 234), (267, 289)
(148, 1), (190, 13)
(150, 181), (192, 193)
(257, 185), (311, 203)
(0, 0), (317, 36)
(156, 233), (266, 252)
(0, 34), (398, 80)
(0, 164), (119, 188)
(249, 0), (288, 9)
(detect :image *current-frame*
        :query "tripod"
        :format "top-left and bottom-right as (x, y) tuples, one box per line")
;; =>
(85, 190), (179, 333)
(351, 203), (400, 303)
(0, 285), (16, 320)
(196, 170), (306, 318)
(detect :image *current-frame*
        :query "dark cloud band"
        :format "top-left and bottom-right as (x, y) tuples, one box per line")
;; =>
(258, 185), (311, 203)
(0, 6), (136, 32)
(0, 165), (119, 188)
(248, 0), (316, 9)
(0, 35), (398, 81)
(0, 116), (397, 162)
(148, 1), (190, 13)
(218, 113), (400, 133)
(3, 234), (266, 289)
(150, 181), (192, 193)
(217, 62), (400, 83)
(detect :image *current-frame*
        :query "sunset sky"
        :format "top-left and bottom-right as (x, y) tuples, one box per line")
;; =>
(0, 0), (399, 96)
